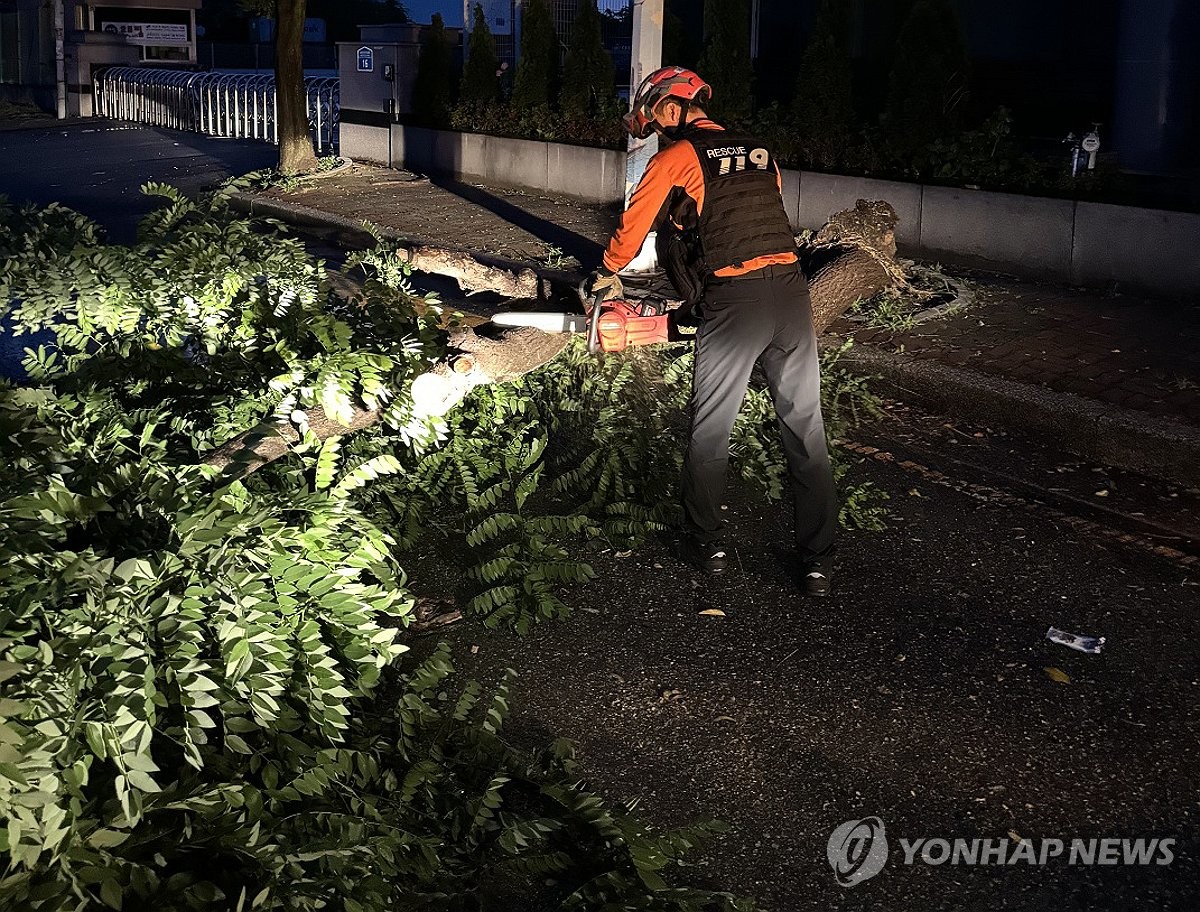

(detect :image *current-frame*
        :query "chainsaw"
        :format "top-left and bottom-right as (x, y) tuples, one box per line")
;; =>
(491, 284), (693, 354)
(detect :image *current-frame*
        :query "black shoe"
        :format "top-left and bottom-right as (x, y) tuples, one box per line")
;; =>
(800, 558), (833, 597)
(681, 537), (730, 575)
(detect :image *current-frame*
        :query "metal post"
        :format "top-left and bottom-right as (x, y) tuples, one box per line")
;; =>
(625, 0), (664, 205)
(313, 85), (323, 153)
(54, 0), (66, 119)
(622, 0), (664, 271)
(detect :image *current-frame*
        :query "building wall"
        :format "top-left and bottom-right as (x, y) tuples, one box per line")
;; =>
(1, 0), (198, 114)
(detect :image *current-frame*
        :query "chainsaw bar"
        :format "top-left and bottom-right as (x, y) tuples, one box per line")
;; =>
(491, 312), (589, 334)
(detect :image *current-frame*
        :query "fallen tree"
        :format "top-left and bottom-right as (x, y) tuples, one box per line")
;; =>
(204, 323), (572, 478)
(203, 198), (906, 479)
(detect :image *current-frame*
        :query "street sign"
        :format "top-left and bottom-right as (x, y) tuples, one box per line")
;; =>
(357, 46), (374, 73)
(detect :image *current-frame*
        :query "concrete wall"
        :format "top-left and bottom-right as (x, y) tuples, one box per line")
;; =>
(371, 125), (626, 203)
(1072, 203), (1200, 298)
(341, 125), (1200, 297)
(920, 187), (1076, 281)
(340, 123), (391, 166)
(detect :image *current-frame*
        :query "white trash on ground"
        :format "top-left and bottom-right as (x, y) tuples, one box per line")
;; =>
(1046, 626), (1106, 654)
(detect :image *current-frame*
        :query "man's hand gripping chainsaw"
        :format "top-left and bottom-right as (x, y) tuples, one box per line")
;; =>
(491, 283), (689, 354)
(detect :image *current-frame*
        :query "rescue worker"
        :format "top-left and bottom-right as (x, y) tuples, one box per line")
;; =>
(589, 66), (838, 596)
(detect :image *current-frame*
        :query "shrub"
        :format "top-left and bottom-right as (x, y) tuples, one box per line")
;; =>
(882, 0), (971, 164)
(697, 0), (754, 122)
(512, 0), (559, 111)
(448, 99), (626, 149)
(412, 13), (457, 128)
(460, 3), (501, 106)
(561, 0), (616, 118)
(790, 0), (856, 169)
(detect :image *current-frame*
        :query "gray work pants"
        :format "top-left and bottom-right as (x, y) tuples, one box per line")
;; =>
(680, 262), (838, 564)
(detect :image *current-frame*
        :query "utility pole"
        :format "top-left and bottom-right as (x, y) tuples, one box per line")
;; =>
(513, 0), (523, 68)
(54, 0), (67, 119)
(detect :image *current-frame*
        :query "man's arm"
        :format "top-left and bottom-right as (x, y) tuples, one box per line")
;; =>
(602, 144), (700, 273)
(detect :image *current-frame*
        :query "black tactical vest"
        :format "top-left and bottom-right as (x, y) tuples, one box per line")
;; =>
(683, 126), (796, 275)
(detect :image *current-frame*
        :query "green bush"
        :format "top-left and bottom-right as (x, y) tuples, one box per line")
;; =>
(0, 191), (759, 910)
(448, 100), (626, 149)
(460, 4), (501, 106)
(790, 0), (856, 169)
(412, 13), (457, 128)
(561, 0), (616, 118)
(697, 0), (754, 122)
(882, 0), (971, 163)
(512, 0), (559, 110)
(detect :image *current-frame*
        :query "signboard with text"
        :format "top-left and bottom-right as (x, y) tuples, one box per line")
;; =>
(356, 46), (374, 73)
(101, 23), (190, 45)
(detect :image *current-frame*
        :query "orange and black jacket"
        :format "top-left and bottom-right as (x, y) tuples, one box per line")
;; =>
(602, 119), (797, 279)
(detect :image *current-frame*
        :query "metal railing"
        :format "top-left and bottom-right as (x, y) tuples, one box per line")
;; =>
(93, 68), (339, 153)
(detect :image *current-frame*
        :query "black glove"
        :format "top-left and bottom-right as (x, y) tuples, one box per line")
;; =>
(587, 268), (624, 301)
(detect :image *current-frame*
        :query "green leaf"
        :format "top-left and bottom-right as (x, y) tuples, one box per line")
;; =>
(100, 878), (123, 910)
(88, 829), (130, 849)
(314, 436), (342, 491)
(125, 769), (161, 793)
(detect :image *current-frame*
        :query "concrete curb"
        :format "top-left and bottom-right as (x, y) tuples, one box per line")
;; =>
(231, 190), (1199, 486)
(826, 340), (1200, 486)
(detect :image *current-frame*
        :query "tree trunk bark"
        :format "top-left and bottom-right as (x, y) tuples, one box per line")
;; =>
(396, 246), (541, 298)
(275, 0), (318, 175)
(808, 248), (893, 333)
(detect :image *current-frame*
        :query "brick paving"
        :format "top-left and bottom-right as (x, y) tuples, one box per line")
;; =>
(831, 279), (1200, 427)
(268, 163), (1200, 430)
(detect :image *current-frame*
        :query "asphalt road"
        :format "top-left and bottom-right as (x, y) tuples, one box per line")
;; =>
(0, 121), (278, 379)
(408, 404), (1200, 912)
(0, 121), (276, 242)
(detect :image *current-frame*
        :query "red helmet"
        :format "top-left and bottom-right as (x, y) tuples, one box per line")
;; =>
(623, 66), (713, 139)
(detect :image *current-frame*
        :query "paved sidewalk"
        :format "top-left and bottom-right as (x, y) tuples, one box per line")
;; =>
(836, 283), (1200, 427)
(243, 162), (1200, 483)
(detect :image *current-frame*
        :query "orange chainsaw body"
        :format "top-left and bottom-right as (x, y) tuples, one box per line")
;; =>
(593, 300), (671, 353)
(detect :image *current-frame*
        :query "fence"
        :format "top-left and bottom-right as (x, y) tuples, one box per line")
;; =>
(93, 68), (340, 152)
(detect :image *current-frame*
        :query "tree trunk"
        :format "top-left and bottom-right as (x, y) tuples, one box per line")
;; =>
(808, 248), (893, 333)
(275, 0), (318, 175)
(395, 246), (541, 298)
